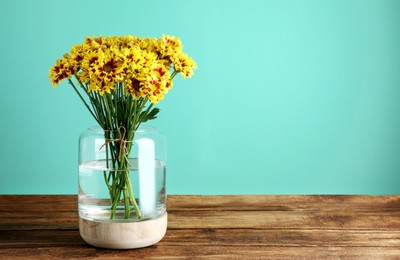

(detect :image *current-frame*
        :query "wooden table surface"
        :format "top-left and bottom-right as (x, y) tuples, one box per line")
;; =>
(0, 195), (399, 259)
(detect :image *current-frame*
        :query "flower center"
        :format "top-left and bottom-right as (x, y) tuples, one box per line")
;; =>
(104, 61), (114, 73)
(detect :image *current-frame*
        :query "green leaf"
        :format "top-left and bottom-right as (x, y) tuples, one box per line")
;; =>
(141, 107), (160, 123)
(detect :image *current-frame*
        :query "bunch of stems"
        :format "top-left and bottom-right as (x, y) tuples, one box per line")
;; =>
(69, 77), (156, 220)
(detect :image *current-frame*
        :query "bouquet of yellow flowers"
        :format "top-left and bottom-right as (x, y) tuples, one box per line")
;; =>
(49, 35), (196, 219)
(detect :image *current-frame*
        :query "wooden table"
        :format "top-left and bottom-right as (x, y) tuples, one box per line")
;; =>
(0, 195), (399, 259)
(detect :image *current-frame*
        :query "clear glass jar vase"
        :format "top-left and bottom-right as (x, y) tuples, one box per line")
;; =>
(78, 125), (167, 249)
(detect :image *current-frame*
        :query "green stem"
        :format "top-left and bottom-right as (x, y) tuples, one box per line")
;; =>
(67, 79), (101, 126)
(103, 171), (112, 193)
(110, 182), (122, 219)
(171, 70), (178, 80)
(119, 142), (143, 219)
(123, 186), (130, 219)
(136, 103), (154, 131)
(125, 168), (142, 219)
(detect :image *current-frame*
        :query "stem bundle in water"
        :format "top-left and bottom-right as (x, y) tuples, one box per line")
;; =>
(102, 127), (143, 220)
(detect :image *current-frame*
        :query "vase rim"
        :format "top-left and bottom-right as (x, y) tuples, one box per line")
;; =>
(87, 124), (157, 133)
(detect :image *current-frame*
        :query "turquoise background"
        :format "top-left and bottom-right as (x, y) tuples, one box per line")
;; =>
(0, 0), (399, 194)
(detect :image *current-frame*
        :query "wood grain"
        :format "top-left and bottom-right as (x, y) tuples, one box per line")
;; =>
(0, 195), (399, 259)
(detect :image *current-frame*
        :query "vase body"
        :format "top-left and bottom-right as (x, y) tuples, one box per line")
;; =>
(78, 125), (167, 249)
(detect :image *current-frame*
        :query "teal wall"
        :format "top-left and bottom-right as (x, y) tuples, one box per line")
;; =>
(0, 0), (399, 194)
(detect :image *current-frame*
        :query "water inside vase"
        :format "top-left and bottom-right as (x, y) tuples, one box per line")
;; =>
(79, 158), (166, 222)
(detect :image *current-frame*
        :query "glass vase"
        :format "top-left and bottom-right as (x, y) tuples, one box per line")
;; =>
(78, 125), (167, 249)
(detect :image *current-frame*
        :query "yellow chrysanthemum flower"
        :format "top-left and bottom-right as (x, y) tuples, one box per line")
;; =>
(159, 35), (182, 58)
(172, 52), (197, 78)
(49, 57), (73, 86)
